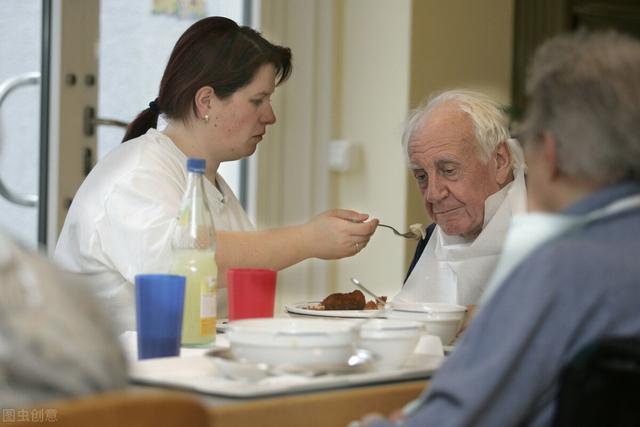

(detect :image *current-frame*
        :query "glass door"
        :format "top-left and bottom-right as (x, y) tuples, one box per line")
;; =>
(0, 0), (250, 252)
(0, 0), (42, 248)
(96, 0), (247, 195)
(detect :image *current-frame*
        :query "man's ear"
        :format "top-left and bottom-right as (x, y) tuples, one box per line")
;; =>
(494, 140), (513, 186)
(194, 86), (215, 120)
(540, 131), (560, 181)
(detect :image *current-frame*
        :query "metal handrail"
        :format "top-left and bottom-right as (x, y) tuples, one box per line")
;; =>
(0, 72), (41, 207)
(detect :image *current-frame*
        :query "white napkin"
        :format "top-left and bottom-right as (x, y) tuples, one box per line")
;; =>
(398, 170), (527, 305)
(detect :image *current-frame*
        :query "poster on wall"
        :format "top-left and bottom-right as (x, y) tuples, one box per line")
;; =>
(152, 0), (206, 19)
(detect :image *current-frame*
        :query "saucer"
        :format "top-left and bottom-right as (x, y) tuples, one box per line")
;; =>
(206, 347), (376, 382)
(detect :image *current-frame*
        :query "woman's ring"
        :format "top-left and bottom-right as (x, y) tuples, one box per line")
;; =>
(355, 242), (360, 251)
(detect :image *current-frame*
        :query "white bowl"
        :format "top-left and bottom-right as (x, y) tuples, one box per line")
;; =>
(388, 302), (467, 345)
(357, 319), (423, 370)
(225, 318), (356, 366)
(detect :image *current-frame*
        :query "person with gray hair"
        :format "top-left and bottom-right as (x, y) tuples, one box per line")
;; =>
(0, 231), (127, 408)
(396, 89), (527, 311)
(353, 30), (640, 427)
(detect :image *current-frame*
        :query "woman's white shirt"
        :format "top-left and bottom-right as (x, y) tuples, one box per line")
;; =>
(54, 129), (254, 333)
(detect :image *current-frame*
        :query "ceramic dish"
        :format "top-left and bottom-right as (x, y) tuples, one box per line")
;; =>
(206, 347), (376, 381)
(225, 318), (358, 366)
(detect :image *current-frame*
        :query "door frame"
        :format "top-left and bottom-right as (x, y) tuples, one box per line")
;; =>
(42, 0), (100, 252)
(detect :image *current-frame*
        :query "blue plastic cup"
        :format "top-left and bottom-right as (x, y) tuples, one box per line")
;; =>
(135, 274), (186, 360)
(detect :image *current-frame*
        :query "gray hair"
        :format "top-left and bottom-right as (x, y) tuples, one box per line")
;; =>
(522, 30), (640, 183)
(401, 89), (525, 172)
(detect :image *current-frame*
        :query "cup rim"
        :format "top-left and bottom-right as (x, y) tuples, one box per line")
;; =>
(228, 268), (277, 274)
(227, 317), (355, 334)
(134, 273), (186, 282)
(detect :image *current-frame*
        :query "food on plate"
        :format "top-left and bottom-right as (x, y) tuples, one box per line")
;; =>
(364, 296), (387, 310)
(308, 290), (387, 311)
(409, 223), (427, 240)
(322, 290), (365, 310)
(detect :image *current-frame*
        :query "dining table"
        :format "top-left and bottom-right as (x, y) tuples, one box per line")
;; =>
(123, 320), (443, 427)
(203, 378), (429, 426)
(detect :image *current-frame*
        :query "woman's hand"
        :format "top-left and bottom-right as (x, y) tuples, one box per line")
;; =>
(304, 209), (379, 260)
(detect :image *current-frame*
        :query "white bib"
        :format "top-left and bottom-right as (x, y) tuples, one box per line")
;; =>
(395, 170), (527, 305)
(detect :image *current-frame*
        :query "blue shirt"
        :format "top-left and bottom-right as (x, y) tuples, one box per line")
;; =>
(372, 181), (640, 427)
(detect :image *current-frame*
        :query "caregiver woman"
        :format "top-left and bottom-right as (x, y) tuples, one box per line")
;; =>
(54, 16), (377, 332)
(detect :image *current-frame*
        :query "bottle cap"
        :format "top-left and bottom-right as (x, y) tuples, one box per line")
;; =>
(187, 158), (206, 173)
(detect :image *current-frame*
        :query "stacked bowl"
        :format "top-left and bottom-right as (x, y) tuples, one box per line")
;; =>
(388, 302), (467, 345)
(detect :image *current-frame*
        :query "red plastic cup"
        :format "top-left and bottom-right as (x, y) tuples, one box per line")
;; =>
(227, 268), (277, 321)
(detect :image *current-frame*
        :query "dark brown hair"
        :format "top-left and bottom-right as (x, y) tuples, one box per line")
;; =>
(122, 16), (292, 142)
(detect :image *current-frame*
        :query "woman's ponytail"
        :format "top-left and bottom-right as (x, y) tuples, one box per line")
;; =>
(122, 99), (160, 142)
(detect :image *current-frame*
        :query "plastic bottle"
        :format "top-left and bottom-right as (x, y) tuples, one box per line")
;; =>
(170, 157), (217, 346)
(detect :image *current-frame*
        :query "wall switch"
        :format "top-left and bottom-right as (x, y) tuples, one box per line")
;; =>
(328, 139), (360, 172)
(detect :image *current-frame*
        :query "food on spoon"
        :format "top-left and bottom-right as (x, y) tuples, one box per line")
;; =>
(409, 223), (427, 240)
(308, 290), (387, 310)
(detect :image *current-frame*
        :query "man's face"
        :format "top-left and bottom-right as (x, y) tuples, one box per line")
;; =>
(408, 103), (506, 240)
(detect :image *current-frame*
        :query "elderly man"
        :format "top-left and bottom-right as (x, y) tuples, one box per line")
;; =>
(354, 30), (640, 427)
(397, 90), (527, 307)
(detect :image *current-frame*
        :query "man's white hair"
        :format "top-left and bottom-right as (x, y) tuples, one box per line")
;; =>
(401, 89), (525, 172)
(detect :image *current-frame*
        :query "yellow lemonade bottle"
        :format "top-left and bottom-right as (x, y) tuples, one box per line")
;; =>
(170, 158), (217, 347)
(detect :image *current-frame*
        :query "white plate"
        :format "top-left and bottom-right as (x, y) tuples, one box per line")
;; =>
(285, 301), (384, 319)
(206, 347), (375, 381)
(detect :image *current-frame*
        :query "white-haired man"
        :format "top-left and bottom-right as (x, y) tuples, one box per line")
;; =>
(355, 30), (640, 427)
(397, 90), (527, 308)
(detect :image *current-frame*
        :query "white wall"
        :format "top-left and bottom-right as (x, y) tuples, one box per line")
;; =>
(256, 0), (335, 310)
(331, 0), (413, 298)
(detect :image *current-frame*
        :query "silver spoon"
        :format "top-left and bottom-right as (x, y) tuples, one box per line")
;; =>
(350, 277), (389, 307)
(352, 277), (434, 317)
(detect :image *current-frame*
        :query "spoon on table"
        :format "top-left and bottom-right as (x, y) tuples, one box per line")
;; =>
(351, 277), (434, 317)
(350, 277), (389, 307)
(345, 277), (393, 334)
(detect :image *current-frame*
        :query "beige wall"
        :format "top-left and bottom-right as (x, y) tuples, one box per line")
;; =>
(404, 0), (514, 266)
(256, 0), (336, 310)
(330, 0), (413, 298)
(257, 0), (514, 310)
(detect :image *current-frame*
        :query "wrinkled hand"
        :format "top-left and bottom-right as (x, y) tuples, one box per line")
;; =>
(305, 209), (378, 260)
(348, 410), (404, 427)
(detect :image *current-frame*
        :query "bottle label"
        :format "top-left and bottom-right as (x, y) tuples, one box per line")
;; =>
(200, 276), (217, 335)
